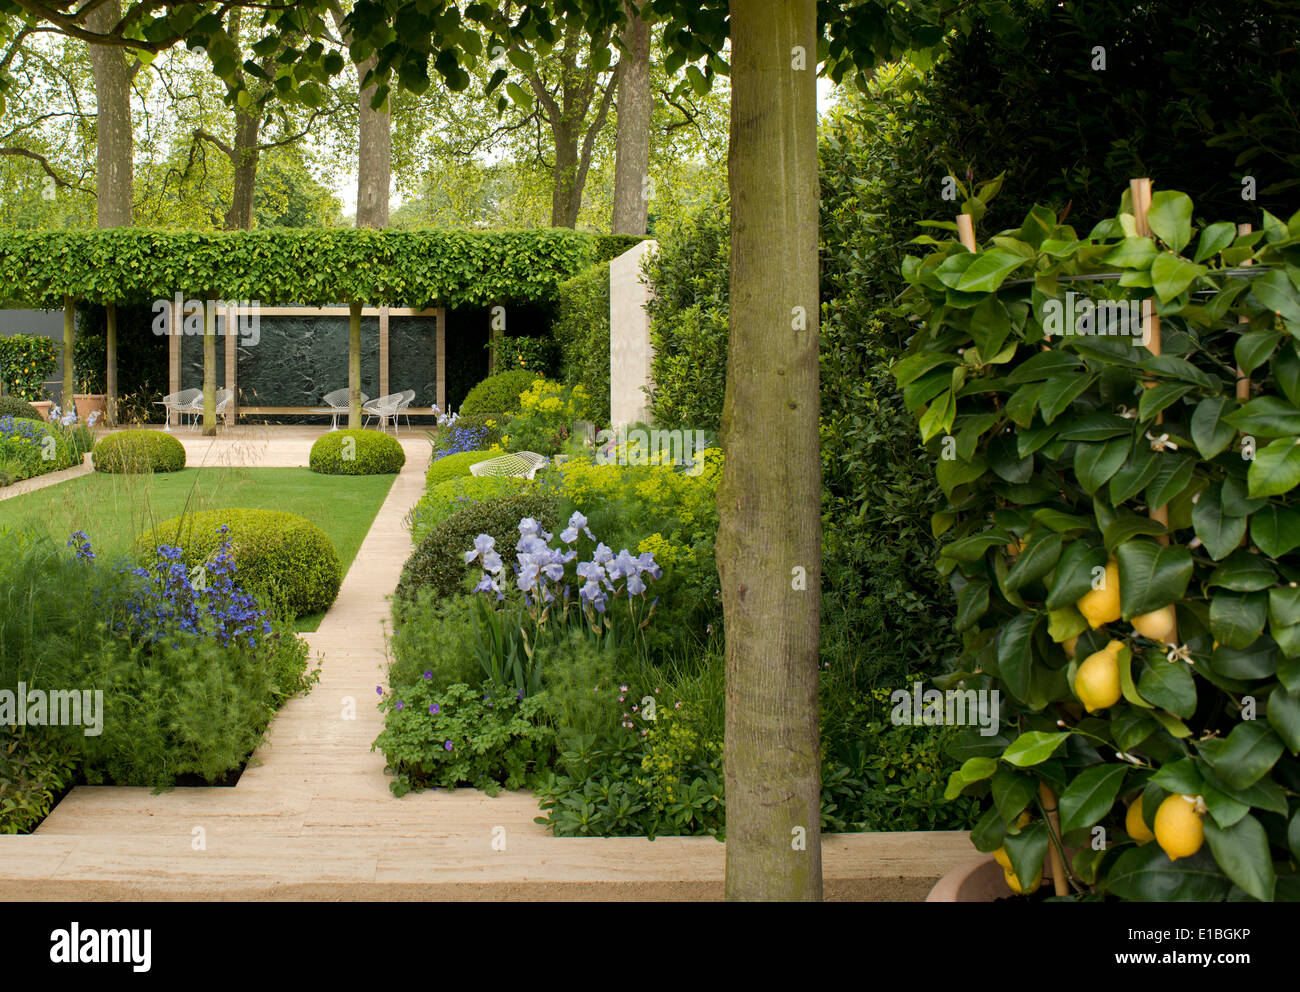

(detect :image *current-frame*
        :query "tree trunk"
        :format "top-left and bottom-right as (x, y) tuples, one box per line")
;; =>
(551, 121), (583, 228)
(224, 110), (261, 230)
(719, 0), (823, 901)
(611, 3), (651, 236)
(202, 298), (217, 436)
(356, 52), (392, 228)
(86, 1), (133, 228)
(61, 295), (75, 409)
(106, 301), (117, 427)
(348, 301), (362, 427)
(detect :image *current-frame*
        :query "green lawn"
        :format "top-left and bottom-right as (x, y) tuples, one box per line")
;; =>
(0, 466), (396, 631)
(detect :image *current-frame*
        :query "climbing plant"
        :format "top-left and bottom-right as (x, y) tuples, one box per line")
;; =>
(899, 184), (1300, 901)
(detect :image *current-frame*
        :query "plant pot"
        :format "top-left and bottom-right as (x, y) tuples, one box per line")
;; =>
(926, 853), (1061, 902)
(73, 393), (107, 425)
(30, 401), (53, 421)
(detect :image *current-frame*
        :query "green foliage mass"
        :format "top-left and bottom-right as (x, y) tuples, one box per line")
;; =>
(0, 229), (624, 309)
(309, 429), (405, 475)
(552, 262), (612, 425)
(92, 429), (186, 474)
(458, 369), (540, 418)
(0, 335), (57, 402)
(395, 489), (559, 612)
(137, 508), (341, 618)
(900, 186), (1300, 902)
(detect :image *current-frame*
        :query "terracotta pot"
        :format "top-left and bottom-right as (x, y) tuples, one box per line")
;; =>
(30, 401), (53, 421)
(73, 393), (107, 425)
(926, 853), (1061, 902)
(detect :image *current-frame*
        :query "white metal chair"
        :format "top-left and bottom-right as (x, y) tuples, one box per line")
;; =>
(469, 451), (550, 480)
(160, 388), (203, 430)
(397, 389), (416, 431)
(182, 389), (234, 429)
(362, 392), (404, 436)
(323, 388), (369, 430)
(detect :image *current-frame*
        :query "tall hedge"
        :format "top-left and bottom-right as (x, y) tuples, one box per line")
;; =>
(552, 262), (612, 425)
(0, 229), (630, 309)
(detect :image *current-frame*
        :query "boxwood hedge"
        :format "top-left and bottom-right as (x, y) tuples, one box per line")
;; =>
(137, 508), (341, 617)
(93, 430), (186, 473)
(310, 429), (405, 475)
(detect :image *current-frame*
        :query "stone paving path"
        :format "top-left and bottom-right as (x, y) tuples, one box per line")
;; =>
(0, 427), (976, 900)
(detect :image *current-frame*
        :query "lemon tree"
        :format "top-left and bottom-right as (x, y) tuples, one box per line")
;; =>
(900, 184), (1300, 901)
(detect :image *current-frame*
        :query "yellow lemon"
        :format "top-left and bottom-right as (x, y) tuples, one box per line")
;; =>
(1154, 794), (1205, 861)
(1003, 865), (1042, 895)
(1074, 639), (1124, 712)
(1132, 605), (1177, 642)
(1076, 557), (1122, 628)
(994, 846), (1012, 870)
(1063, 635), (1079, 659)
(1126, 796), (1154, 844)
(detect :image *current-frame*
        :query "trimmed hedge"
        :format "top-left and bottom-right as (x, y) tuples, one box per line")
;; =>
(408, 475), (529, 546)
(425, 449), (493, 488)
(395, 490), (558, 613)
(458, 369), (540, 418)
(92, 430), (186, 473)
(309, 429), (405, 475)
(137, 509), (341, 617)
(0, 335), (57, 403)
(0, 395), (41, 420)
(0, 229), (635, 310)
(552, 262), (611, 425)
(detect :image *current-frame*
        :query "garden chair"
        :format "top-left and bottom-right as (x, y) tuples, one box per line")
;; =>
(323, 387), (369, 430)
(397, 389), (416, 431)
(362, 392), (404, 436)
(159, 388), (203, 431)
(469, 451), (549, 480)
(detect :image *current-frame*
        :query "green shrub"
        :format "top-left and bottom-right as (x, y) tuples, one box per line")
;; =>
(458, 369), (540, 418)
(137, 509), (341, 617)
(553, 262), (612, 425)
(0, 727), (79, 834)
(408, 475), (529, 546)
(395, 489), (558, 612)
(425, 449), (494, 488)
(92, 429), (185, 473)
(644, 194), (730, 433)
(388, 592), (486, 693)
(0, 335), (57, 402)
(309, 428), (405, 475)
(0, 396), (41, 420)
(374, 681), (555, 797)
(501, 378), (591, 455)
(0, 416), (76, 484)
